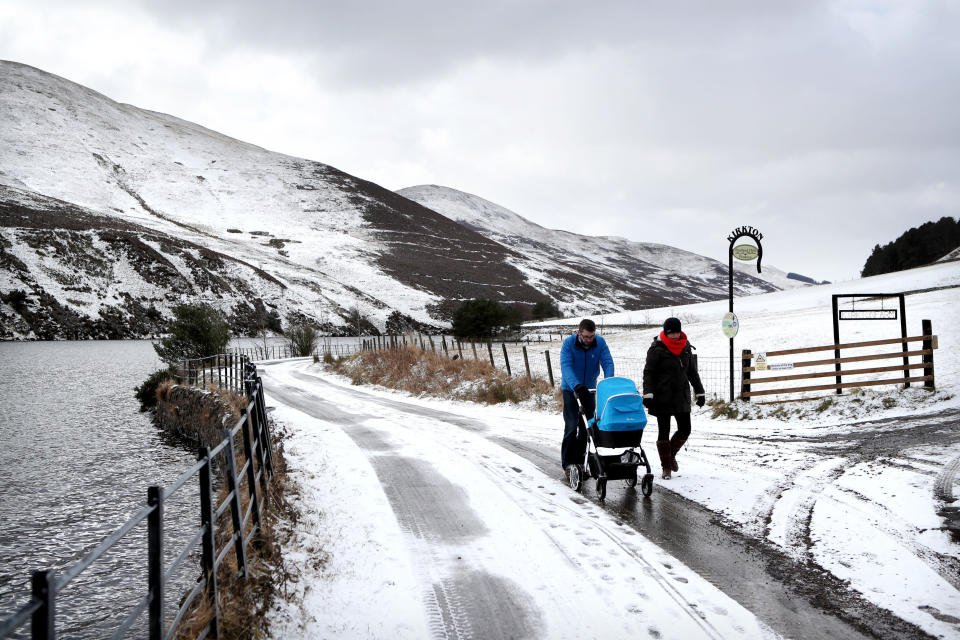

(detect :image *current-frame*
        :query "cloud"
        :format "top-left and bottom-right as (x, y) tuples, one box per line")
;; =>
(1, 0), (958, 281)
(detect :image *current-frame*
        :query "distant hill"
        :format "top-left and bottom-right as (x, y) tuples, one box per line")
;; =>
(861, 217), (960, 277)
(0, 61), (799, 339)
(397, 185), (800, 316)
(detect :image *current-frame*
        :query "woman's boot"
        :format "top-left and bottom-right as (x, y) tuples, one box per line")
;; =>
(656, 440), (672, 479)
(669, 434), (687, 473)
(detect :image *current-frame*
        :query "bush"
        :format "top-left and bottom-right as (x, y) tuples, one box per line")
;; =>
(287, 324), (319, 357)
(135, 366), (177, 412)
(531, 299), (560, 321)
(153, 303), (231, 364)
(452, 298), (513, 339)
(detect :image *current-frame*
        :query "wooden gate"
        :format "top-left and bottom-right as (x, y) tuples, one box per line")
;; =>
(741, 319), (937, 403)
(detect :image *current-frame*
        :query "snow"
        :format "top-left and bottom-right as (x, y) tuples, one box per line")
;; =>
(263, 261), (959, 639)
(265, 364), (780, 639)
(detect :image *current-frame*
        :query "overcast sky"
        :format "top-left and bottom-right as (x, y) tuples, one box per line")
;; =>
(2, 0), (958, 282)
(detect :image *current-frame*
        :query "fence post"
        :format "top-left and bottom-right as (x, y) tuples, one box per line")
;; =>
(457, 341), (463, 359)
(182, 359), (188, 385)
(923, 319), (935, 389)
(147, 485), (164, 640)
(419, 334), (425, 350)
(522, 346), (531, 378)
(545, 351), (555, 387)
(223, 430), (248, 577)
(241, 382), (262, 528)
(472, 341), (478, 360)
(197, 448), (219, 637)
(255, 377), (275, 475)
(442, 336), (449, 356)
(31, 570), (55, 640)
(202, 362), (206, 388)
(741, 349), (752, 402)
(428, 335), (436, 351)
(487, 340), (495, 367)
(502, 343), (512, 376)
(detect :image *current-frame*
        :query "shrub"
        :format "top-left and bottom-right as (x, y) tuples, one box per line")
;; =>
(134, 366), (177, 412)
(531, 299), (560, 321)
(153, 303), (231, 364)
(452, 298), (509, 339)
(287, 324), (319, 357)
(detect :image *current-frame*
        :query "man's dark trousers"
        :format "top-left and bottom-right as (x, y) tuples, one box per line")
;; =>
(562, 389), (595, 468)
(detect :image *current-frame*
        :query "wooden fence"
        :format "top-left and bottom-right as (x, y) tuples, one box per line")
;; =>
(741, 319), (937, 403)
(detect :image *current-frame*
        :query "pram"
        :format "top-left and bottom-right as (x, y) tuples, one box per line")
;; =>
(569, 377), (654, 500)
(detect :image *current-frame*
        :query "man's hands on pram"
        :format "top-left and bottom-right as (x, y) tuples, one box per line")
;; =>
(574, 384), (594, 419)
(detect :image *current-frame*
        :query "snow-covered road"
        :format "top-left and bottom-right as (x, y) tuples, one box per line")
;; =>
(262, 359), (783, 639)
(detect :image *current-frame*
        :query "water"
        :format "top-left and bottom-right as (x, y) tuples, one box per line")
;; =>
(0, 341), (202, 638)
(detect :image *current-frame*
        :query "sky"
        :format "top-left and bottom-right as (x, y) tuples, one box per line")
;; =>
(1, 0), (958, 283)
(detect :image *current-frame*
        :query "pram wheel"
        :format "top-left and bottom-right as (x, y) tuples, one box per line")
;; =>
(625, 474), (638, 488)
(595, 477), (607, 501)
(641, 473), (654, 497)
(569, 465), (584, 492)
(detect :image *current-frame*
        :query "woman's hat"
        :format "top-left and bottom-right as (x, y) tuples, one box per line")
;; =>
(663, 317), (682, 333)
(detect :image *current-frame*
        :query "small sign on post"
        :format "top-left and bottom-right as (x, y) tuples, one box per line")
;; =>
(755, 353), (768, 371)
(722, 312), (739, 339)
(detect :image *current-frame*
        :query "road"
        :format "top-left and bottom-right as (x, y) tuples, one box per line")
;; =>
(262, 360), (949, 639)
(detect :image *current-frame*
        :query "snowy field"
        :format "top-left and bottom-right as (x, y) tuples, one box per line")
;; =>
(263, 262), (959, 639)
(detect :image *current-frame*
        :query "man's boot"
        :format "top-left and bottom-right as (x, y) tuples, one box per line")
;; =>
(656, 440), (672, 479)
(669, 434), (687, 473)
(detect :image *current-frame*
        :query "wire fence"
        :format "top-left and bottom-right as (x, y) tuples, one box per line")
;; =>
(238, 332), (731, 400)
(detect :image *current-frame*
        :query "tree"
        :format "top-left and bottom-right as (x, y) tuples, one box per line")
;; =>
(287, 323), (319, 357)
(531, 299), (560, 321)
(452, 298), (509, 339)
(153, 303), (231, 364)
(861, 216), (960, 277)
(385, 310), (413, 334)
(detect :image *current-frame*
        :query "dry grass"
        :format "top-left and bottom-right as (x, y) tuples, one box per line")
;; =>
(328, 344), (560, 409)
(173, 408), (298, 639)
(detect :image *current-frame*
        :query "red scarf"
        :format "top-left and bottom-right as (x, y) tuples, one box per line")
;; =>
(660, 331), (688, 356)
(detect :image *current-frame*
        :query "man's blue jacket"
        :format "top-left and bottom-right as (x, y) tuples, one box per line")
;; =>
(560, 333), (614, 392)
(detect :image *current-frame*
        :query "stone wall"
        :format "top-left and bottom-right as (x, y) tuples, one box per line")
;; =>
(156, 384), (243, 449)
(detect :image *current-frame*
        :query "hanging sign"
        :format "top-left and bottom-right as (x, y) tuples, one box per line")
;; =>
(755, 352), (768, 371)
(732, 244), (759, 261)
(721, 312), (739, 338)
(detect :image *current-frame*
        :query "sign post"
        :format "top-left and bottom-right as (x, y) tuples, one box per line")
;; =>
(727, 226), (763, 402)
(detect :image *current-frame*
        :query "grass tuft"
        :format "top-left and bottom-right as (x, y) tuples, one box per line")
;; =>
(326, 344), (559, 409)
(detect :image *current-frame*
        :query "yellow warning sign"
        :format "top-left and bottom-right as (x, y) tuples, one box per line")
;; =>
(755, 353), (768, 371)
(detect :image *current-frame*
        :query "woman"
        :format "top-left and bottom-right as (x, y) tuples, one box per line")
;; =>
(642, 317), (706, 479)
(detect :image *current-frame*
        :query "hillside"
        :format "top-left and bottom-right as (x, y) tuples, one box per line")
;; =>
(2, 61), (791, 339)
(398, 185), (796, 314)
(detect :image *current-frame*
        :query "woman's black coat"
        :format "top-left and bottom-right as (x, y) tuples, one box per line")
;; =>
(642, 337), (705, 415)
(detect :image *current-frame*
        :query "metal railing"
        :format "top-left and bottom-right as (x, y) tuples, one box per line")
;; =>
(177, 354), (247, 394)
(0, 362), (275, 640)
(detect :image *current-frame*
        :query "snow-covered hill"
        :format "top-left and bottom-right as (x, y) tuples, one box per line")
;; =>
(398, 185), (799, 315)
(0, 62), (545, 338)
(2, 61), (793, 339)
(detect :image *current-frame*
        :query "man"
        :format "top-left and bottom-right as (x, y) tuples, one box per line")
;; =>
(559, 318), (614, 477)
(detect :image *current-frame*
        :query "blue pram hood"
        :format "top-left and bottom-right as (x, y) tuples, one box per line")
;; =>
(591, 377), (647, 432)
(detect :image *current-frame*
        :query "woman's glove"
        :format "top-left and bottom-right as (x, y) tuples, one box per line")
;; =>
(642, 393), (653, 409)
(696, 394), (705, 407)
